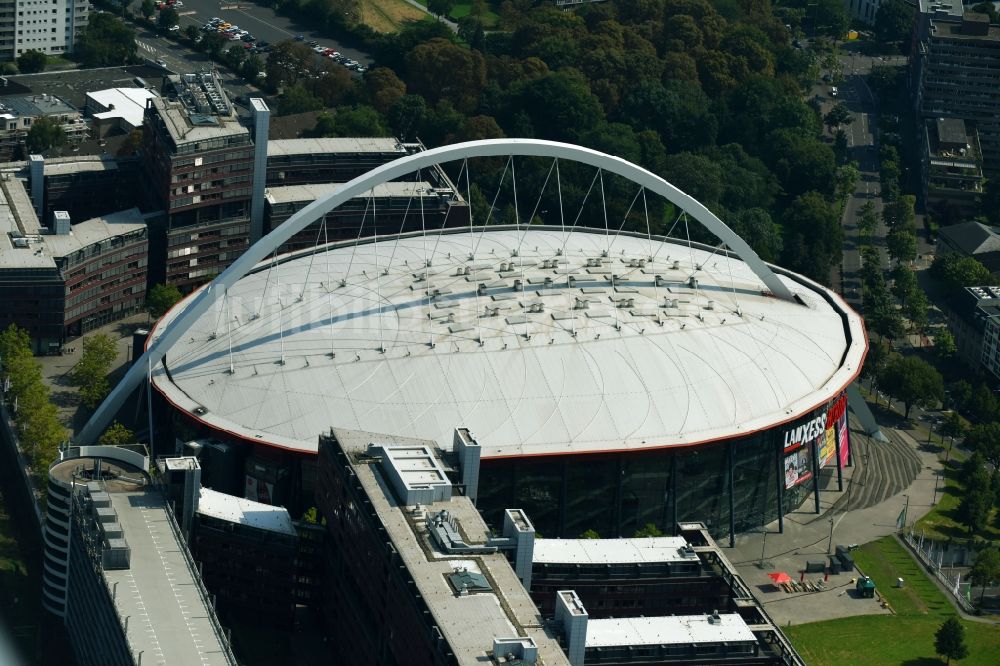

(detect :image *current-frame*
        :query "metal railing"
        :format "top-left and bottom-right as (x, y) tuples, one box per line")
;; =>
(901, 530), (976, 613)
(159, 493), (239, 665)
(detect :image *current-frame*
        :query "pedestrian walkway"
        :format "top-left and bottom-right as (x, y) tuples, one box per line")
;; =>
(728, 420), (939, 627)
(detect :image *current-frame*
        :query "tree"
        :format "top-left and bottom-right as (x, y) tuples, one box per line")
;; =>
(77, 13), (138, 67)
(407, 38), (486, 114)
(934, 617), (969, 665)
(185, 25), (200, 43)
(25, 117), (66, 153)
(890, 265), (917, 305)
(957, 460), (994, 535)
(823, 102), (853, 131)
(781, 191), (842, 284)
(633, 523), (664, 538)
(278, 83), (323, 116)
(887, 226), (917, 264)
(146, 283), (182, 320)
(883, 194), (915, 229)
(972, 2), (1000, 23)
(729, 208), (782, 262)
(366, 67), (407, 115)
(858, 201), (879, 235)
(935, 328), (957, 358)
(874, 0), (916, 53)
(0, 324), (32, 371)
(940, 411), (966, 447)
(580, 529), (601, 539)
(930, 254), (996, 290)
(428, 0), (455, 17)
(880, 354), (944, 418)
(158, 7), (179, 29)
(833, 129), (849, 164)
(139, 0), (155, 19)
(310, 105), (388, 137)
(964, 422), (1000, 470)
(969, 549), (1000, 605)
(17, 50), (46, 74)
(387, 94), (427, 142)
(71, 334), (118, 409)
(99, 421), (136, 447)
(903, 289), (929, 334)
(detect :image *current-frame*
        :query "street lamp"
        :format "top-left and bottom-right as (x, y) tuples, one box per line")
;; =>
(827, 516), (836, 554)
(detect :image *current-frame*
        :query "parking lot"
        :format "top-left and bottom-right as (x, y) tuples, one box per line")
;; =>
(160, 0), (373, 66)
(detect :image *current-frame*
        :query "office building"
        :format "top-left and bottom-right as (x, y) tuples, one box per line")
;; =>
(141, 72), (254, 289)
(0, 173), (150, 352)
(922, 117), (984, 219)
(941, 285), (1000, 379)
(916, 5), (1000, 173)
(0, 0), (88, 61)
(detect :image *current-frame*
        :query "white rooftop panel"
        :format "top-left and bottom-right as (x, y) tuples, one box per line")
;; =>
(533, 536), (692, 565)
(196, 487), (297, 536)
(585, 614), (757, 648)
(150, 228), (865, 457)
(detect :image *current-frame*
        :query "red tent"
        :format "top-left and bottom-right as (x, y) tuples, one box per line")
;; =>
(768, 572), (792, 585)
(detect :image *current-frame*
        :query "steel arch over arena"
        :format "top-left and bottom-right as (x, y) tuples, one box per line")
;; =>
(79, 139), (867, 540)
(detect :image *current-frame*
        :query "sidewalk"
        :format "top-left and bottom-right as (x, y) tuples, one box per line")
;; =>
(37, 314), (150, 436)
(729, 426), (939, 627)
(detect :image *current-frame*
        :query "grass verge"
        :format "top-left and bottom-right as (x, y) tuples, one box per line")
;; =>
(785, 536), (1000, 665)
(360, 0), (429, 33)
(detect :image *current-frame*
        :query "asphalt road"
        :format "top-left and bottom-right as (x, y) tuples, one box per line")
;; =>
(170, 0), (373, 65)
(835, 50), (883, 311)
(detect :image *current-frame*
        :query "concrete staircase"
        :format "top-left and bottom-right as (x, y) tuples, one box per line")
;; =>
(828, 428), (922, 513)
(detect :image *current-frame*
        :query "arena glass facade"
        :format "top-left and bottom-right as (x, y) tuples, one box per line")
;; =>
(476, 392), (850, 541)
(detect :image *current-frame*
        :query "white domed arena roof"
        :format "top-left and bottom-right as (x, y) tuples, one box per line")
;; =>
(151, 226), (865, 456)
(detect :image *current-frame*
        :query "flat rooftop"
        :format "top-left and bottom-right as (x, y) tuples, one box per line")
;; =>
(197, 487), (297, 537)
(0, 178), (52, 270)
(585, 613), (757, 648)
(533, 536), (693, 565)
(43, 156), (120, 177)
(88, 87), (159, 129)
(338, 429), (569, 665)
(151, 228), (865, 457)
(267, 137), (406, 157)
(266, 181), (437, 206)
(42, 208), (150, 257)
(104, 490), (234, 665)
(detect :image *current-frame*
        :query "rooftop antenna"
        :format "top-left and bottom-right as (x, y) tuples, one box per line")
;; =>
(275, 251), (285, 365)
(225, 289), (234, 374)
(373, 189), (384, 354)
(466, 160), (483, 346)
(473, 156), (511, 257)
(253, 249), (277, 320)
(599, 169), (620, 332)
(341, 195), (373, 287)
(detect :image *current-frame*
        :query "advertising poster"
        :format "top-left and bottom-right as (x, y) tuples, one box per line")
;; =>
(819, 426), (837, 468)
(837, 410), (850, 468)
(244, 476), (274, 504)
(784, 448), (812, 489)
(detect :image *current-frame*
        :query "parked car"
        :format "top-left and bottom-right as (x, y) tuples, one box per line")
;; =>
(169, 24), (180, 32)
(830, 86), (839, 97)
(294, 34), (304, 41)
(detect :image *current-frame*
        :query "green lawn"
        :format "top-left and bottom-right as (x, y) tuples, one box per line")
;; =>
(785, 536), (1000, 665)
(787, 615), (1000, 666)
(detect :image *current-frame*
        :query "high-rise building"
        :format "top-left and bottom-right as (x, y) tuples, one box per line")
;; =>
(0, 0), (88, 61)
(141, 72), (254, 290)
(915, 6), (1000, 173)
